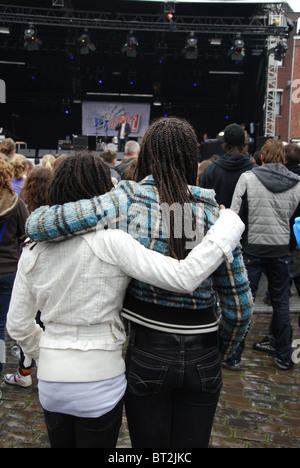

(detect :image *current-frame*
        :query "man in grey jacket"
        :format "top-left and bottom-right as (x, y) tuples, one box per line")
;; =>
(228, 139), (300, 370)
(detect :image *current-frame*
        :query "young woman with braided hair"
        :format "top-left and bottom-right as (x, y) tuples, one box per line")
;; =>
(134, 117), (199, 260)
(25, 118), (253, 448)
(7, 150), (247, 448)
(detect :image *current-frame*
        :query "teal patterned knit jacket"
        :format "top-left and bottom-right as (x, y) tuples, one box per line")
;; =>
(26, 175), (253, 358)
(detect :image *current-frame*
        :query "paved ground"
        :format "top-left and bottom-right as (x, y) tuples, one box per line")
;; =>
(0, 275), (299, 449)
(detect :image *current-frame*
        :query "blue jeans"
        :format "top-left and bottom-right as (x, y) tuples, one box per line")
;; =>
(125, 325), (222, 448)
(0, 273), (16, 376)
(231, 254), (293, 364)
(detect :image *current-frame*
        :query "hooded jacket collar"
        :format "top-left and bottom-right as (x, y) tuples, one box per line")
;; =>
(252, 163), (300, 193)
(0, 189), (19, 220)
(214, 153), (254, 172)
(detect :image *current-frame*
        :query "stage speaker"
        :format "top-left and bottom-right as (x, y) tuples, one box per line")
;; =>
(200, 140), (225, 162)
(255, 136), (272, 151)
(88, 136), (96, 151)
(73, 134), (88, 150)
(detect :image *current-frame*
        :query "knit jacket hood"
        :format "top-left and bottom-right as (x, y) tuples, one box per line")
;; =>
(252, 164), (300, 194)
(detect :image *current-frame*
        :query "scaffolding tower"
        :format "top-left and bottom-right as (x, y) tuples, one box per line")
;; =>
(264, 10), (288, 137)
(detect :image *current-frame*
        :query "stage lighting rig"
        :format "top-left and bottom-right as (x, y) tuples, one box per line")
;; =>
(24, 24), (42, 51)
(267, 39), (288, 62)
(183, 32), (198, 60)
(78, 29), (96, 55)
(274, 40), (288, 61)
(121, 31), (139, 58)
(230, 34), (245, 63)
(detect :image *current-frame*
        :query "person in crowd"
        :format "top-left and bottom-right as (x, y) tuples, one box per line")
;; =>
(199, 123), (255, 207)
(0, 138), (16, 162)
(7, 151), (246, 448)
(115, 140), (140, 180)
(285, 144), (300, 328)
(20, 167), (52, 214)
(0, 155), (28, 399)
(25, 117), (253, 448)
(123, 158), (138, 181)
(252, 150), (263, 166)
(4, 166), (52, 388)
(41, 154), (56, 171)
(100, 149), (121, 184)
(197, 155), (219, 186)
(229, 139), (300, 371)
(53, 154), (69, 171)
(115, 115), (131, 153)
(11, 154), (31, 196)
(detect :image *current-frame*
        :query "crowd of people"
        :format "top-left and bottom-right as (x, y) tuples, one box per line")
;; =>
(0, 118), (299, 449)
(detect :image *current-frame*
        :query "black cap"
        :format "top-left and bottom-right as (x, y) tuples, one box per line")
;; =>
(224, 123), (245, 146)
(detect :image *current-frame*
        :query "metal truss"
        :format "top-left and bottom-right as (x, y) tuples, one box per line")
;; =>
(264, 11), (288, 137)
(0, 3), (291, 37)
(264, 58), (278, 137)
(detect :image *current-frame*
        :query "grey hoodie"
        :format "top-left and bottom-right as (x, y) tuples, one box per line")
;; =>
(252, 164), (300, 193)
(231, 164), (300, 258)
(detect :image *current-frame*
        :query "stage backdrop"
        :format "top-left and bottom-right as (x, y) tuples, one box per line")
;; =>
(82, 101), (151, 138)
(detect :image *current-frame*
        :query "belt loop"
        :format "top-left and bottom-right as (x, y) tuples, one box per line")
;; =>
(129, 328), (136, 346)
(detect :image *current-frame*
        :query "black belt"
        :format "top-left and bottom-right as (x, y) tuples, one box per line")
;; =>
(129, 324), (219, 350)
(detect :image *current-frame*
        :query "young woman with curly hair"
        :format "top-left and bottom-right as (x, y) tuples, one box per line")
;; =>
(0, 138), (16, 162)
(11, 154), (31, 196)
(4, 166), (52, 389)
(0, 155), (28, 394)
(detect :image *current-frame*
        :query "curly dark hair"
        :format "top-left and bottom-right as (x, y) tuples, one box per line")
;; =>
(48, 151), (114, 205)
(21, 167), (52, 213)
(134, 117), (199, 259)
(0, 154), (14, 195)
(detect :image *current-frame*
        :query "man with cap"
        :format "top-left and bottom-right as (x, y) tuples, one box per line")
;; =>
(199, 123), (255, 207)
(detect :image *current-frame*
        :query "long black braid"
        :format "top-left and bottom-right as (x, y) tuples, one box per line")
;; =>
(48, 151), (114, 205)
(135, 117), (199, 260)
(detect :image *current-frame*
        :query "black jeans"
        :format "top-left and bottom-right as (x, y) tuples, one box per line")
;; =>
(125, 326), (222, 448)
(0, 273), (15, 377)
(228, 253), (293, 365)
(43, 398), (123, 448)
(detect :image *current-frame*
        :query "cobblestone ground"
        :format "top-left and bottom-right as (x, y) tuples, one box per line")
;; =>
(0, 285), (299, 449)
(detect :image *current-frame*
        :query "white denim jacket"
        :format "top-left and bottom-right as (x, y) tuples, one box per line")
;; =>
(7, 210), (244, 383)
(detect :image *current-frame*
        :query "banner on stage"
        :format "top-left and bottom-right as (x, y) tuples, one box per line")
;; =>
(82, 102), (151, 138)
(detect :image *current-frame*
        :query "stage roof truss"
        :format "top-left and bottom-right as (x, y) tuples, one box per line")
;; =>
(0, 4), (291, 38)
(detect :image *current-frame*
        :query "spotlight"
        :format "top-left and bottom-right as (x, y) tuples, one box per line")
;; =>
(230, 35), (245, 62)
(167, 12), (173, 22)
(78, 29), (96, 55)
(274, 40), (288, 61)
(183, 32), (198, 60)
(24, 24), (42, 51)
(121, 31), (139, 58)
